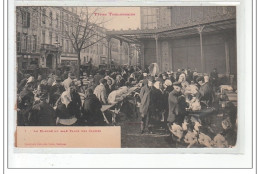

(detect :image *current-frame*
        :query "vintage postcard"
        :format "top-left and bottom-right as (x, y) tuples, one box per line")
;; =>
(15, 6), (238, 148)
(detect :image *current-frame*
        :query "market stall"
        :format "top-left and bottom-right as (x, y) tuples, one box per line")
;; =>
(169, 85), (237, 148)
(101, 86), (140, 125)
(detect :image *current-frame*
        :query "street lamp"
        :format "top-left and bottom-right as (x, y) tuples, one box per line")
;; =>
(54, 40), (60, 75)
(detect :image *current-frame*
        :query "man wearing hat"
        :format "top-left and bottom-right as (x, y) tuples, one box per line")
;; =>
(168, 71), (176, 83)
(167, 81), (187, 128)
(139, 76), (155, 133)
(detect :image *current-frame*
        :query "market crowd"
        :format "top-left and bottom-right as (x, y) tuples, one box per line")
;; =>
(17, 65), (237, 147)
(17, 66), (143, 126)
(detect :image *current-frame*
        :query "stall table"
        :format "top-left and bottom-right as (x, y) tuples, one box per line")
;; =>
(101, 86), (140, 125)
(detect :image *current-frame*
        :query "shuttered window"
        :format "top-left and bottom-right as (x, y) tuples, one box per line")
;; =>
(17, 32), (21, 53)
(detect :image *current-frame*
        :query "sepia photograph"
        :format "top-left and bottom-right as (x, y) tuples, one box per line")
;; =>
(15, 6), (237, 148)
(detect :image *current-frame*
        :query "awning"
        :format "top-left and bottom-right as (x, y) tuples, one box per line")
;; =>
(107, 18), (236, 42)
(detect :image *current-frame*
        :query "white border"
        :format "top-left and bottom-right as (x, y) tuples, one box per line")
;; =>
(5, 0), (255, 170)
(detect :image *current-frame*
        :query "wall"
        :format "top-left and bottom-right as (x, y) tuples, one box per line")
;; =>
(143, 40), (156, 67)
(141, 30), (236, 75)
(170, 31), (236, 74)
(171, 6), (236, 27)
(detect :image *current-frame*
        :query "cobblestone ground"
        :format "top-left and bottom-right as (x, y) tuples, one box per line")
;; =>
(118, 115), (173, 148)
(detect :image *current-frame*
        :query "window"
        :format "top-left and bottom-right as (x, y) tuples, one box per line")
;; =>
(61, 38), (64, 51)
(56, 13), (59, 28)
(70, 43), (72, 53)
(16, 32), (21, 53)
(49, 11), (53, 26)
(62, 22), (64, 33)
(61, 12), (64, 21)
(22, 11), (30, 27)
(100, 44), (103, 55)
(70, 26), (73, 35)
(223, 7), (228, 14)
(66, 23), (68, 32)
(27, 36), (32, 52)
(32, 35), (37, 52)
(142, 8), (147, 15)
(142, 7), (158, 29)
(55, 34), (58, 43)
(42, 31), (45, 44)
(17, 32), (21, 53)
(49, 32), (52, 44)
(42, 8), (46, 24)
(66, 40), (69, 52)
(22, 34), (27, 52)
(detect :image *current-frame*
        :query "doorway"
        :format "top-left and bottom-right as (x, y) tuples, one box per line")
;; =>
(46, 54), (53, 69)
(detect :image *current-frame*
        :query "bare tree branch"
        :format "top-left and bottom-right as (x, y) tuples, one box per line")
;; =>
(80, 36), (106, 50)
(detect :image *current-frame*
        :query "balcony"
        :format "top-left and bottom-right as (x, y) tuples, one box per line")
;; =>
(41, 44), (62, 52)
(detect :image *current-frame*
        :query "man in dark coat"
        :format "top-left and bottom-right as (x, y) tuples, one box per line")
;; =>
(167, 82), (187, 128)
(82, 88), (105, 126)
(162, 80), (173, 131)
(210, 68), (219, 92)
(149, 81), (164, 129)
(186, 68), (193, 84)
(28, 92), (56, 126)
(69, 84), (82, 119)
(139, 76), (154, 133)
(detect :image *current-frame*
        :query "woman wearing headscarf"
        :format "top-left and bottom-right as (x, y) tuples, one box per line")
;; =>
(55, 83), (81, 126)
(127, 73), (136, 86)
(82, 88), (105, 126)
(94, 78), (107, 104)
(178, 73), (189, 92)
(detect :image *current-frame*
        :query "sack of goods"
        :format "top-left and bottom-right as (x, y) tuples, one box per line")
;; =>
(108, 86), (129, 104)
(188, 97), (201, 111)
(184, 85), (198, 95)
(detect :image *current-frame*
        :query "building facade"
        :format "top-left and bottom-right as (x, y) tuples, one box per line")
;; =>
(139, 6), (236, 75)
(80, 26), (108, 67)
(16, 6), (109, 73)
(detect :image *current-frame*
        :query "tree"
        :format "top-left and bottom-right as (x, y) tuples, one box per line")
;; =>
(63, 7), (109, 78)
